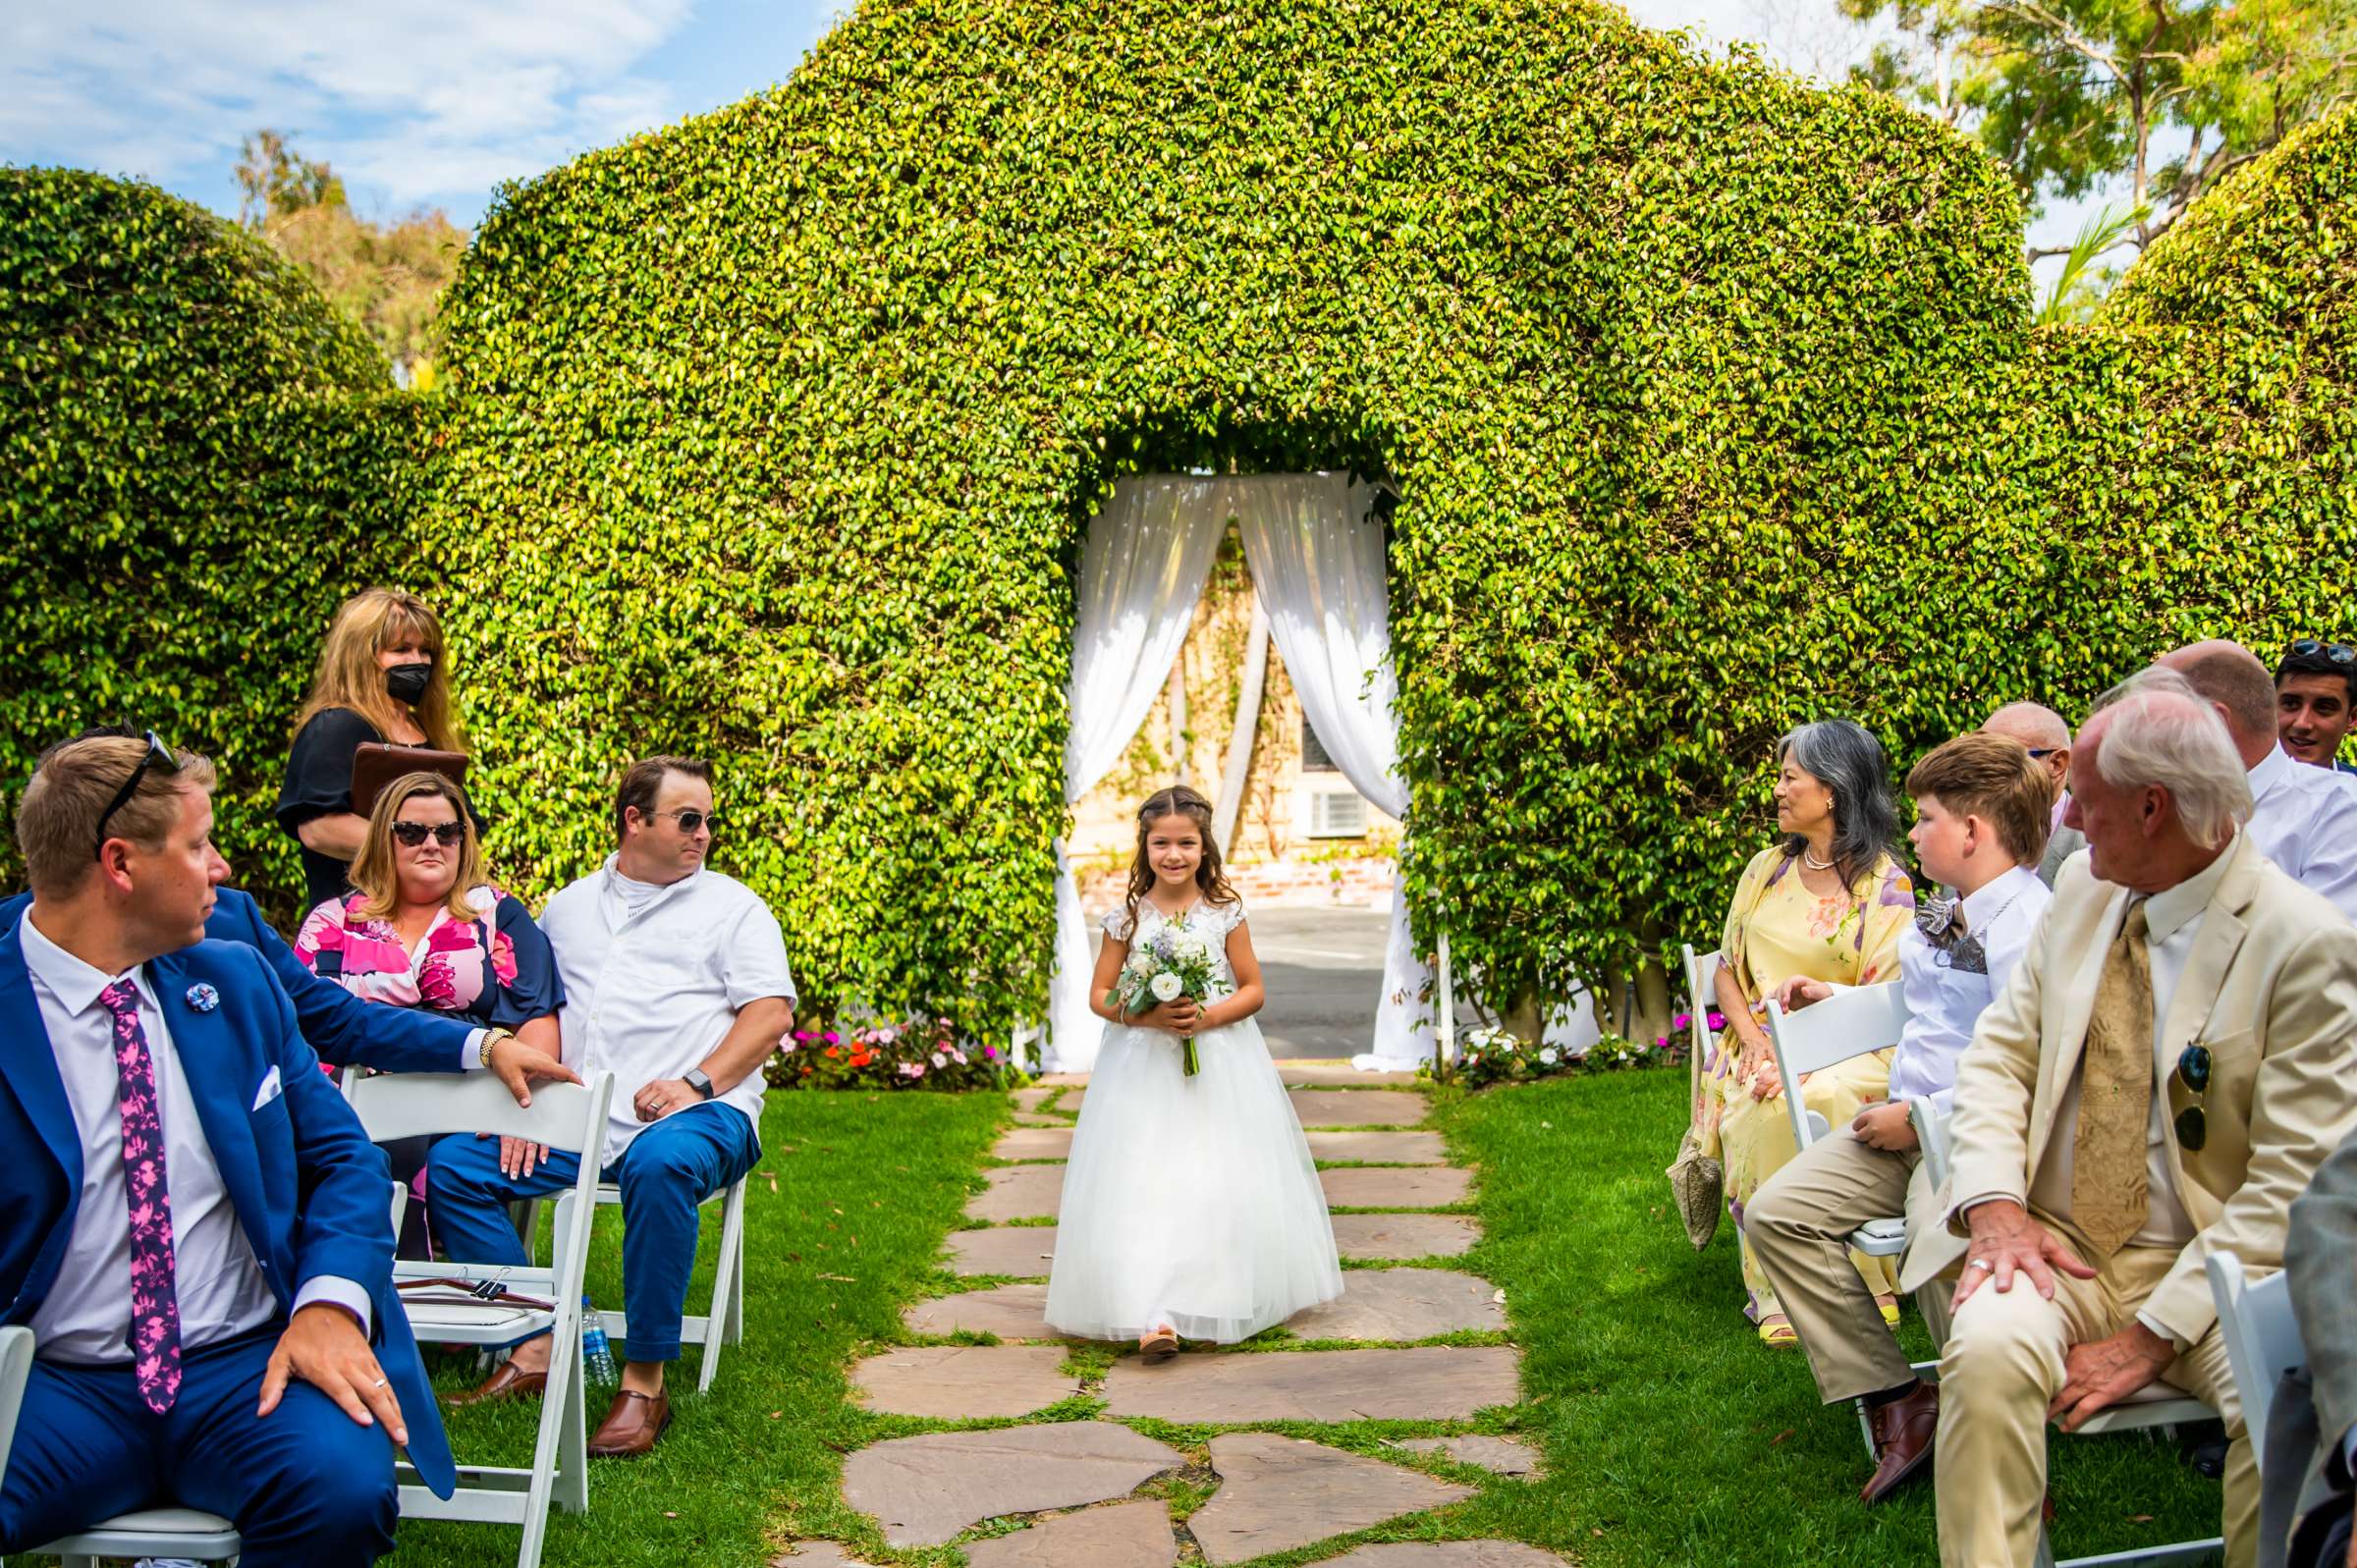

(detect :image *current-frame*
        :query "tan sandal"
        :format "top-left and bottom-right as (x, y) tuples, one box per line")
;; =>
(1139, 1326), (1180, 1361)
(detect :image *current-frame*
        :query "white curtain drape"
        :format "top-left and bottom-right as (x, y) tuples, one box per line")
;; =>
(1049, 477), (1230, 1070)
(1228, 473), (1432, 1070)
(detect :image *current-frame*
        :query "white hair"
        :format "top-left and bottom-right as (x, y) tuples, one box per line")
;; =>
(2088, 680), (2253, 850)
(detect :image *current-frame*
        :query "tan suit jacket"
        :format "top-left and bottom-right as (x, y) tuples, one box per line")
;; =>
(1901, 833), (2357, 1345)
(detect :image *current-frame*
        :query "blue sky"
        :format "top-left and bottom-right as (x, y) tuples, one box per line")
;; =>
(3, 0), (2092, 255)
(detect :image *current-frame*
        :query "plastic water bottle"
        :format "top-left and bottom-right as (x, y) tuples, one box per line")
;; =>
(581, 1297), (618, 1385)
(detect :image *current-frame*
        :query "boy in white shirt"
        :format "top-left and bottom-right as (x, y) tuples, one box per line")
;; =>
(1744, 730), (2057, 1507)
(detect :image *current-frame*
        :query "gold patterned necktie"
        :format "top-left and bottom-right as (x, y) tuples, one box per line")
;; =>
(2072, 900), (2154, 1258)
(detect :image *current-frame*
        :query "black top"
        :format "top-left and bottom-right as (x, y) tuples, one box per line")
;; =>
(277, 707), (385, 911)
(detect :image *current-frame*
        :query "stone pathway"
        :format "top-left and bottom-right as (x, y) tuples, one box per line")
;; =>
(798, 1063), (1563, 1566)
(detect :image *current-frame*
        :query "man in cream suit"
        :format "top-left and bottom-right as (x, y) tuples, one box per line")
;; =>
(1902, 674), (2357, 1567)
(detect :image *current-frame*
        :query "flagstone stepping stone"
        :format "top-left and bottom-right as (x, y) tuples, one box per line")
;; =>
(842, 1421), (1182, 1546)
(1389, 1435), (1543, 1479)
(1039, 1072), (1090, 1086)
(947, 1226), (1058, 1276)
(1189, 1433), (1474, 1564)
(1330, 1213), (1480, 1260)
(995, 1125), (1074, 1161)
(1102, 1346), (1520, 1422)
(850, 1345), (1077, 1418)
(1320, 1166), (1473, 1209)
(966, 1164), (1066, 1221)
(1053, 1090), (1088, 1117)
(1321, 1544), (1569, 1566)
(1308, 1129), (1447, 1163)
(1014, 1086), (1057, 1112)
(962, 1499), (1177, 1568)
(1279, 1061), (1424, 1087)
(1288, 1089), (1428, 1126)
(903, 1282), (1053, 1339)
(1285, 1270), (1505, 1340)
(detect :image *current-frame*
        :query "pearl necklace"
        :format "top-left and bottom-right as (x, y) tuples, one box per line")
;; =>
(1802, 848), (1836, 871)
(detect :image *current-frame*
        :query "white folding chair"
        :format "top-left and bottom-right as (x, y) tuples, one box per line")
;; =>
(1764, 983), (1913, 1261)
(515, 1170), (748, 1393)
(349, 1069), (617, 1568)
(1681, 943), (1723, 1097)
(2208, 1250), (2303, 1473)
(1910, 1102), (2224, 1566)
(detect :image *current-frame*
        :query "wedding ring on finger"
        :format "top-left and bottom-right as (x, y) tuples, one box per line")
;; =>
(1967, 1258), (1994, 1272)
(372, 1379), (388, 1389)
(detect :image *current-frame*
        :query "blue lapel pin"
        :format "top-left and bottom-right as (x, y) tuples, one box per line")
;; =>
(184, 982), (219, 1014)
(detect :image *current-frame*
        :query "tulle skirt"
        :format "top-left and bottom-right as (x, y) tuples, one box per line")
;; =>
(1045, 1015), (1343, 1343)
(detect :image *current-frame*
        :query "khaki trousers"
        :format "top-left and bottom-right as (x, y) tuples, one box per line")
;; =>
(1935, 1237), (2255, 1568)
(1746, 1126), (1927, 1402)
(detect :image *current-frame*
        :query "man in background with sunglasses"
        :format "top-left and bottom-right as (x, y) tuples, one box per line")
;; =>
(2276, 640), (2357, 776)
(426, 754), (794, 1458)
(1903, 676), (2357, 1568)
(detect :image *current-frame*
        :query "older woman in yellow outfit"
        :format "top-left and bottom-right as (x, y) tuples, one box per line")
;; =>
(1690, 719), (1914, 1346)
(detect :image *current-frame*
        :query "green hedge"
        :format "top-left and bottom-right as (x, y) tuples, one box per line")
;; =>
(0, 169), (424, 912)
(7, 1), (2352, 1039)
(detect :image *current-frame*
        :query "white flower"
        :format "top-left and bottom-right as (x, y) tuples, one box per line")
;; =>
(1124, 948), (1153, 976)
(1149, 971), (1184, 1001)
(1175, 934), (1215, 965)
(931, 1051), (949, 1067)
(1538, 1048), (1560, 1065)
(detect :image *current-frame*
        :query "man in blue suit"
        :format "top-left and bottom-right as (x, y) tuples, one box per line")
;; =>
(0, 732), (457, 1564)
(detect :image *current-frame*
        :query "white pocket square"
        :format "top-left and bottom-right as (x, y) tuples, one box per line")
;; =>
(250, 1064), (283, 1112)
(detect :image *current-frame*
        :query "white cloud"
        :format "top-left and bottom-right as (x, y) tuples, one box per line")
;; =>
(0, 0), (694, 220)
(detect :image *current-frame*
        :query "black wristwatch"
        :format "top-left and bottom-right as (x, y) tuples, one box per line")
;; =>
(684, 1067), (716, 1100)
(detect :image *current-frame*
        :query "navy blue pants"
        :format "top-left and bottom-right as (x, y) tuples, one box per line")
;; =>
(0, 1325), (398, 1566)
(426, 1101), (759, 1363)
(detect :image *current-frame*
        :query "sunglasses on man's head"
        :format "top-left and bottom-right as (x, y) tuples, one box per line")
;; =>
(2288, 639), (2356, 666)
(92, 730), (182, 857)
(391, 821), (466, 847)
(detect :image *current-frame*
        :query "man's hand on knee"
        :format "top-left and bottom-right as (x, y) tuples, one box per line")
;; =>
(259, 1303), (409, 1448)
(2048, 1322), (2176, 1432)
(1954, 1200), (2098, 1310)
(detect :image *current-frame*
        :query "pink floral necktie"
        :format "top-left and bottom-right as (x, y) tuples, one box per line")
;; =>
(98, 978), (182, 1413)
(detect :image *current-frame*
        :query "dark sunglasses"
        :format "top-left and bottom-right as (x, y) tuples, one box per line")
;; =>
(391, 821), (467, 847)
(647, 808), (725, 834)
(2170, 1043), (2212, 1153)
(92, 730), (182, 857)
(2025, 747), (2062, 759)
(2287, 639), (2356, 666)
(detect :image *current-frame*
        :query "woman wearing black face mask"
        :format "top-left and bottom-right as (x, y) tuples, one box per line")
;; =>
(277, 587), (475, 909)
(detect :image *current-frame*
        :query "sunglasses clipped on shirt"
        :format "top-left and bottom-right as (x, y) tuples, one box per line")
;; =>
(2169, 1043), (2213, 1153)
(92, 730), (182, 857)
(391, 821), (467, 848)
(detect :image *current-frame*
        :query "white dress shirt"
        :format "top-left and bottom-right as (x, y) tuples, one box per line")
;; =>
(1888, 864), (2052, 1116)
(19, 910), (368, 1364)
(2245, 744), (2357, 922)
(538, 858), (796, 1166)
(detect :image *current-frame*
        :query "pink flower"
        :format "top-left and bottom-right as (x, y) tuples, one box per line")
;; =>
(1672, 1011), (1692, 1030)
(823, 1031), (840, 1045)
(417, 956), (459, 1009)
(425, 920), (475, 955)
(898, 1060), (925, 1079)
(948, 1046), (967, 1065)
(488, 930), (519, 986)
(779, 1036), (797, 1054)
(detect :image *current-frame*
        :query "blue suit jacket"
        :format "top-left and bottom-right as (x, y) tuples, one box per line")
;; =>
(0, 922), (457, 1497)
(0, 889), (474, 1073)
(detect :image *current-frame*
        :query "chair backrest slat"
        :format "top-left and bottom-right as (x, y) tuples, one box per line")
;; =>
(2208, 1251), (2306, 1470)
(1765, 983), (1909, 1149)
(348, 1072), (611, 1154)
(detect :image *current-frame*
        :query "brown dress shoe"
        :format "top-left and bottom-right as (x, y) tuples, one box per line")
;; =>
(588, 1387), (672, 1457)
(1859, 1381), (1941, 1505)
(450, 1360), (548, 1407)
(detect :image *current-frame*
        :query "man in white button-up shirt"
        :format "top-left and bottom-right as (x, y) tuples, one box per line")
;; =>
(429, 756), (795, 1458)
(1912, 680), (2357, 1568)
(2164, 640), (2357, 922)
(0, 733), (454, 1566)
(1747, 731), (2057, 1507)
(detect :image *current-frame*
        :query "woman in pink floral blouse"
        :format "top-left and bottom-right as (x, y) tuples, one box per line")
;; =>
(294, 771), (563, 1252)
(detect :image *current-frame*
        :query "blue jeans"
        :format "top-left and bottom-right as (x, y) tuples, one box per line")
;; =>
(0, 1326), (397, 1567)
(426, 1102), (760, 1363)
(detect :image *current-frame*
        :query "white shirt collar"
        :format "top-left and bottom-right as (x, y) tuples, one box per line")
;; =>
(599, 853), (699, 901)
(17, 907), (152, 1018)
(1958, 863), (2041, 929)
(2143, 830), (2244, 946)
(2248, 743), (2295, 804)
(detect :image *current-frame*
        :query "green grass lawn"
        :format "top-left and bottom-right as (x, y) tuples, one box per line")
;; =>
(1432, 1066), (2225, 1566)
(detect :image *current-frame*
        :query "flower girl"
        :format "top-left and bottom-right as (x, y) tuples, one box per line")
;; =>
(1045, 785), (1343, 1357)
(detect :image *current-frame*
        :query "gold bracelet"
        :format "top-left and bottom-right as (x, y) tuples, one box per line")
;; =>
(479, 1028), (513, 1068)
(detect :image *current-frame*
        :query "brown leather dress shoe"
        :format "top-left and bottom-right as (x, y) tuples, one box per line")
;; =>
(588, 1387), (672, 1457)
(1859, 1381), (1941, 1505)
(450, 1360), (548, 1407)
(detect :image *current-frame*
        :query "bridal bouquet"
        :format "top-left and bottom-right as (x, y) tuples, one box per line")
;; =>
(1107, 918), (1226, 1076)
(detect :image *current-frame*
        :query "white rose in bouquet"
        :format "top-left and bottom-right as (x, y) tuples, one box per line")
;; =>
(1149, 971), (1185, 1001)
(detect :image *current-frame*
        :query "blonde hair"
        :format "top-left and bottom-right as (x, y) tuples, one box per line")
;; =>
(17, 734), (218, 895)
(294, 588), (466, 750)
(346, 771), (486, 923)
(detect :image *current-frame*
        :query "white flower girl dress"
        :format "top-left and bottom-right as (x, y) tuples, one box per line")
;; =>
(1045, 895), (1343, 1343)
